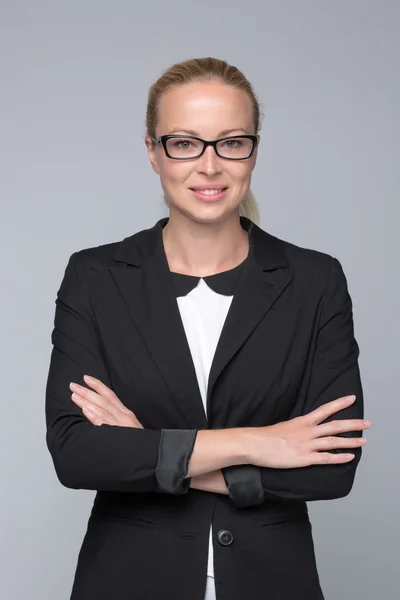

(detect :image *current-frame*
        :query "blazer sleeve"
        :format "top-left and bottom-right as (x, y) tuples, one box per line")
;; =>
(257, 255), (364, 502)
(223, 256), (364, 507)
(45, 250), (197, 495)
(221, 464), (265, 507)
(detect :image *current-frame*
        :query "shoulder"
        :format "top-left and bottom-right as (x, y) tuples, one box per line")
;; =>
(67, 223), (153, 269)
(282, 236), (351, 301)
(73, 240), (122, 265)
(283, 236), (335, 276)
(258, 222), (336, 277)
(69, 219), (164, 271)
(256, 224), (348, 296)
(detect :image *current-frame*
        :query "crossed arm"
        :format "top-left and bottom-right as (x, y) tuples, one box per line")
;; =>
(46, 250), (364, 508)
(191, 470), (229, 495)
(70, 373), (231, 496)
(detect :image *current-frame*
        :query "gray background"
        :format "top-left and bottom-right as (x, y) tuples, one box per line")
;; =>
(1, 1), (398, 598)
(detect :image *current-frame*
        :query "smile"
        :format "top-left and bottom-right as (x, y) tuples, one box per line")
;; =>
(189, 188), (228, 201)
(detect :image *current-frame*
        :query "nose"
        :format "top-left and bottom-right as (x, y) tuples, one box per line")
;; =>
(196, 145), (222, 176)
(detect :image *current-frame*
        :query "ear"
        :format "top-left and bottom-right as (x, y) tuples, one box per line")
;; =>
(145, 136), (161, 174)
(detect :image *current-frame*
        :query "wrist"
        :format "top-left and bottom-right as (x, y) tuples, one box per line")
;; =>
(236, 426), (265, 465)
(229, 427), (256, 465)
(190, 470), (229, 495)
(187, 427), (254, 478)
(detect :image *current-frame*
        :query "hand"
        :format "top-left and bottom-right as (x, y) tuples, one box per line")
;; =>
(69, 375), (144, 428)
(246, 395), (371, 469)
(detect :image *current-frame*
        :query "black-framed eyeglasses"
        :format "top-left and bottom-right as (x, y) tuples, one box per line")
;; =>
(151, 134), (258, 160)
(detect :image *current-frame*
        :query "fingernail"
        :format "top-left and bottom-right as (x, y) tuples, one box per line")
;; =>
(84, 374), (94, 381)
(348, 395), (356, 401)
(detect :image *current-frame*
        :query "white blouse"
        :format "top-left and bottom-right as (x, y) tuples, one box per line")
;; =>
(170, 257), (247, 587)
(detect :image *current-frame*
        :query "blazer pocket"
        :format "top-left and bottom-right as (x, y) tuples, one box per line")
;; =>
(90, 511), (157, 531)
(259, 513), (311, 531)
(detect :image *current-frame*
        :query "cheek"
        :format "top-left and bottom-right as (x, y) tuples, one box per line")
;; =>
(159, 162), (192, 187)
(228, 164), (253, 185)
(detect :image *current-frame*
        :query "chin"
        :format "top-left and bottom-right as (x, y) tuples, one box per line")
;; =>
(177, 203), (239, 226)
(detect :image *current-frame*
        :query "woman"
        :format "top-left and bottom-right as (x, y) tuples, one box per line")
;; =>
(45, 57), (371, 600)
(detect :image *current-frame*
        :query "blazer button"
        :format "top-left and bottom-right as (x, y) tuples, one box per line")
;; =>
(217, 529), (234, 546)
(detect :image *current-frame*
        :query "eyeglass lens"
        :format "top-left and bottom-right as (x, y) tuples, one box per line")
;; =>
(166, 137), (253, 159)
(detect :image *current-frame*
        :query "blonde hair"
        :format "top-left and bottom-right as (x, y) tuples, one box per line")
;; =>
(145, 57), (263, 225)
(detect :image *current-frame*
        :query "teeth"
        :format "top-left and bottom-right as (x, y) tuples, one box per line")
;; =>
(194, 189), (224, 195)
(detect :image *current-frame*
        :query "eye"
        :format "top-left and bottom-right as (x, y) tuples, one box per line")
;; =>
(172, 138), (194, 149)
(222, 139), (243, 148)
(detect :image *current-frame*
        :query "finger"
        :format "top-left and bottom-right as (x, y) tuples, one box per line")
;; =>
(304, 395), (357, 426)
(315, 418), (371, 437)
(311, 451), (356, 465)
(71, 392), (111, 424)
(83, 375), (132, 413)
(70, 383), (119, 417)
(312, 435), (366, 452)
(82, 405), (105, 426)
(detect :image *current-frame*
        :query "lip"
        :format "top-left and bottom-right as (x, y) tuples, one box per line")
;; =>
(190, 185), (228, 191)
(189, 188), (228, 202)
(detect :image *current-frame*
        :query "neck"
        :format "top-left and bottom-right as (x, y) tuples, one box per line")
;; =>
(162, 210), (249, 277)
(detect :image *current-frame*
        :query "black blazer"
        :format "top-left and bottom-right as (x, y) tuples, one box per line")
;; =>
(45, 216), (364, 600)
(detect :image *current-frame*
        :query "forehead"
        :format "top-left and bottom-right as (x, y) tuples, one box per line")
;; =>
(157, 81), (253, 136)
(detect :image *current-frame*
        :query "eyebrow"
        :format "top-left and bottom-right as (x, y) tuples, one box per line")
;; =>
(168, 128), (249, 137)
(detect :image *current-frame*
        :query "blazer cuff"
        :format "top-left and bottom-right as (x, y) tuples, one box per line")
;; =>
(222, 465), (265, 508)
(155, 429), (198, 495)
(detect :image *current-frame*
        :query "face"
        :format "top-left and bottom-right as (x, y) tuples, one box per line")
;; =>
(145, 81), (260, 225)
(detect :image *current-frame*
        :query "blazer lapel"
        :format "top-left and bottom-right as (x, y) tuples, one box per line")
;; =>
(108, 216), (292, 430)
(109, 218), (208, 429)
(206, 222), (293, 418)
